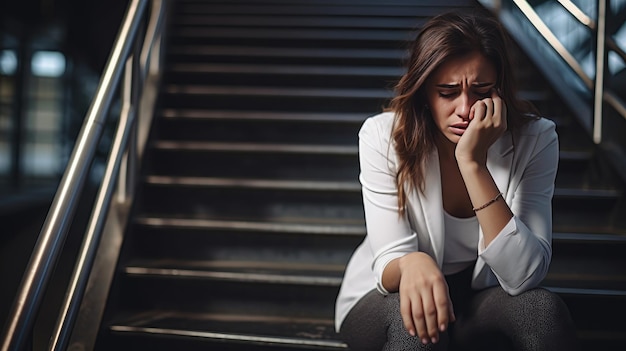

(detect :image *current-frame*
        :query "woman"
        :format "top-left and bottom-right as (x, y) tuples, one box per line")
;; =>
(335, 10), (578, 351)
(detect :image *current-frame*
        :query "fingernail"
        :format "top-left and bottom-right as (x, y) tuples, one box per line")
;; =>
(432, 337), (438, 344)
(421, 338), (429, 345)
(440, 324), (446, 332)
(409, 329), (415, 337)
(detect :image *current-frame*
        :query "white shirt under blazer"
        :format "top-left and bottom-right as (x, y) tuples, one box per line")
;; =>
(335, 111), (559, 331)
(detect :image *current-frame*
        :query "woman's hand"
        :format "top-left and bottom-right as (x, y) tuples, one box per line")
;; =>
(455, 90), (507, 166)
(398, 252), (455, 345)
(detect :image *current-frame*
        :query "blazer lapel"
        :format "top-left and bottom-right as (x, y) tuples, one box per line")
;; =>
(419, 149), (445, 266)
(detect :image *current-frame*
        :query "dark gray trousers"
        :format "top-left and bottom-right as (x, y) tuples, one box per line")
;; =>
(339, 266), (579, 351)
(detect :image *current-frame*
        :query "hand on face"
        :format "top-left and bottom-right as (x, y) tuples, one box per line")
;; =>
(455, 90), (507, 165)
(398, 252), (456, 345)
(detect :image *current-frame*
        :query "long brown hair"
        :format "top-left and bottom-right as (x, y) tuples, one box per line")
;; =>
(388, 10), (537, 213)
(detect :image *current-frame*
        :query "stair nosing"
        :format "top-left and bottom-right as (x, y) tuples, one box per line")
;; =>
(168, 63), (403, 77)
(124, 266), (343, 286)
(544, 286), (626, 297)
(144, 176), (361, 191)
(553, 188), (622, 199)
(168, 45), (406, 60)
(160, 109), (368, 123)
(173, 27), (413, 41)
(110, 325), (348, 349)
(552, 232), (626, 243)
(173, 15), (421, 30)
(151, 141), (358, 155)
(135, 217), (366, 235)
(163, 85), (393, 99)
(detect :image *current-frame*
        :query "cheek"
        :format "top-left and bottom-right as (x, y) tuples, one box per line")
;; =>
(429, 102), (451, 123)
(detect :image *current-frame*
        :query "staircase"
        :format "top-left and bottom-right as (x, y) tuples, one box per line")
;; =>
(94, 0), (626, 350)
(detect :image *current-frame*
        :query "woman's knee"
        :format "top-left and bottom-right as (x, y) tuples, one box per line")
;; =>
(505, 288), (579, 350)
(515, 288), (572, 322)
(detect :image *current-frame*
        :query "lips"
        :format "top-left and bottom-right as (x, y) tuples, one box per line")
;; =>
(450, 122), (469, 135)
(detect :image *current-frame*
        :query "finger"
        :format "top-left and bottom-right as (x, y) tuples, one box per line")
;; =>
(420, 291), (440, 343)
(400, 293), (416, 337)
(432, 281), (450, 332)
(482, 98), (494, 120)
(449, 299), (456, 323)
(472, 100), (487, 121)
(411, 295), (429, 344)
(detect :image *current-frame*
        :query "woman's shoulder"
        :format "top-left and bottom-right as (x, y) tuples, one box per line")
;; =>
(359, 111), (395, 139)
(517, 116), (557, 137)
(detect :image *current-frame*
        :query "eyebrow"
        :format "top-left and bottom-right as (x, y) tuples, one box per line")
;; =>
(436, 82), (495, 88)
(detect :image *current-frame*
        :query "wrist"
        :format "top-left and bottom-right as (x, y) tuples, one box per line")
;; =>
(457, 157), (487, 174)
(398, 252), (430, 274)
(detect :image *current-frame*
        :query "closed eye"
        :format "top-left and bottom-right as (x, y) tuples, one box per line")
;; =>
(438, 91), (457, 98)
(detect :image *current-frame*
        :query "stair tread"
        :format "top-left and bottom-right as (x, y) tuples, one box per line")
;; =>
(135, 215), (366, 235)
(160, 109), (368, 122)
(168, 45), (406, 60)
(152, 140), (358, 154)
(143, 174), (621, 195)
(168, 63), (404, 76)
(123, 257), (626, 291)
(173, 15), (423, 29)
(125, 259), (344, 286)
(110, 310), (346, 349)
(163, 84), (393, 98)
(553, 187), (622, 198)
(144, 175), (361, 191)
(176, 3), (471, 17)
(172, 27), (413, 41)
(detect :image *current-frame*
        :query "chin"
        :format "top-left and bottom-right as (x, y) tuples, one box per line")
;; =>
(446, 134), (461, 144)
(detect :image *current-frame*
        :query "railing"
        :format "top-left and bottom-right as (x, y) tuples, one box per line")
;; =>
(479, 0), (626, 180)
(0, 0), (167, 349)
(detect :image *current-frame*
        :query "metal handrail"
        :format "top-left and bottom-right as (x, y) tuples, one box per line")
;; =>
(0, 0), (163, 350)
(506, 0), (626, 144)
(512, 0), (594, 89)
(557, 0), (626, 63)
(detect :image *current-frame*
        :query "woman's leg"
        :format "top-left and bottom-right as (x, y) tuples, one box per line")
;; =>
(340, 289), (449, 351)
(450, 286), (579, 351)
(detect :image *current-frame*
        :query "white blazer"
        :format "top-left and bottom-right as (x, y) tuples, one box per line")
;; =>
(335, 112), (559, 331)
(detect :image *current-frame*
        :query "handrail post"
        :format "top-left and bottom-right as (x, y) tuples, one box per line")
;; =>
(118, 33), (142, 204)
(593, 0), (607, 144)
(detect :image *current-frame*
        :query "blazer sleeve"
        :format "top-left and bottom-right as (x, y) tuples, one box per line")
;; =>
(479, 120), (558, 295)
(358, 116), (417, 295)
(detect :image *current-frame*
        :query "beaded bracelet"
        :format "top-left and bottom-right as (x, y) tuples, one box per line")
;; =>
(473, 192), (503, 212)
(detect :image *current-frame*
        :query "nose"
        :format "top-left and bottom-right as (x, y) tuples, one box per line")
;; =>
(455, 92), (473, 120)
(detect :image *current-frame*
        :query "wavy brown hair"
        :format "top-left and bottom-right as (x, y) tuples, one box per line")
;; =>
(388, 10), (538, 214)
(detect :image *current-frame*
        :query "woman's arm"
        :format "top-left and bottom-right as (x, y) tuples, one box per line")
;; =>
(359, 114), (453, 344)
(456, 92), (556, 294)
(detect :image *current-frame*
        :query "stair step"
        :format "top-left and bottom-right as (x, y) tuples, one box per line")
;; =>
(125, 260), (343, 286)
(173, 15), (423, 29)
(161, 85), (391, 112)
(152, 141), (358, 155)
(169, 63), (403, 77)
(167, 45), (406, 65)
(175, 3), (471, 17)
(170, 27), (413, 49)
(161, 109), (367, 123)
(163, 85), (392, 99)
(553, 188), (622, 199)
(165, 63), (403, 88)
(135, 216), (366, 236)
(145, 176), (360, 191)
(108, 311), (346, 350)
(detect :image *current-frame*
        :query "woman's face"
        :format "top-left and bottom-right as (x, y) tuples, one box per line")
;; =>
(425, 51), (497, 145)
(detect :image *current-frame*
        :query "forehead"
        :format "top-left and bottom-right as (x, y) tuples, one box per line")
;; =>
(430, 52), (497, 83)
